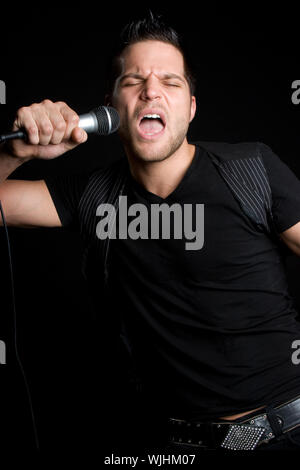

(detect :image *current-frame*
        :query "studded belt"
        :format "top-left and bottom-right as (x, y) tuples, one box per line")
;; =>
(168, 395), (300, 451)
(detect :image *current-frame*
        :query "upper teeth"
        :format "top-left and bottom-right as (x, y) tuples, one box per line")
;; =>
(143, 114), (161, 119)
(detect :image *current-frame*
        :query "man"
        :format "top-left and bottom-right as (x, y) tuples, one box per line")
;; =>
(1, 13), (300, 452)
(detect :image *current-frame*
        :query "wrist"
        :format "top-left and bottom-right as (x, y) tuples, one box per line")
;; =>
(0, 141), (32, 165)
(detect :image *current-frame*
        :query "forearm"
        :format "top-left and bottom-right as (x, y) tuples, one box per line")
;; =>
(0, 100), (86, 228)
(0, 143), (30, 184)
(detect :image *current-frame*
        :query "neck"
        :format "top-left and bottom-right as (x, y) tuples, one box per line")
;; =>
(126, 140), (196, 199)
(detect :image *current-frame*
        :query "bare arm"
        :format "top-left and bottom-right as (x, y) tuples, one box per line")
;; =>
(280, 221), (300, 256)
(0, 179), (61, 228)
(0, 100), (87, 227)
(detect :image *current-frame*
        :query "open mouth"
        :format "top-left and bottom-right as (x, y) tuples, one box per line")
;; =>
(137, 110), (166, 139)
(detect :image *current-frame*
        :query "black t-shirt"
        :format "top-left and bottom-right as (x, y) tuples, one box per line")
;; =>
(45, 142), (300, 420)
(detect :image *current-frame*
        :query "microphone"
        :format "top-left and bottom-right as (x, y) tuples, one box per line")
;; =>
(0, 106), (120, 144)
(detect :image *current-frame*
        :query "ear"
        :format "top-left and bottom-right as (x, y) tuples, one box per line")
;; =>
(189, 95), (196, 123)
(104, 94), (111, 106)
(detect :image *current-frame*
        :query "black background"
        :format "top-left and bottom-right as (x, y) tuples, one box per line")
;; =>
(0, 4), (300, 459)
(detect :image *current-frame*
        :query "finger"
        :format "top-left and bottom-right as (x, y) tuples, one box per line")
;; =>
(43, 101), (67, 145)
(31, 104), (53, 146)
(57, 101), (80, 141)
(13, 106), (39, 145)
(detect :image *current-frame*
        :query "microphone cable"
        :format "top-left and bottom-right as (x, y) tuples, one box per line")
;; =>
(0, 199), (40, 450)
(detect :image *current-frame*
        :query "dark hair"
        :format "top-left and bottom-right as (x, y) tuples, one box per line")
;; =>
(106, 12), (196, 99)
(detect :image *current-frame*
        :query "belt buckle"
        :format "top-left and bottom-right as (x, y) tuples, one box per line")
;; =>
(220, 424), (265, 451)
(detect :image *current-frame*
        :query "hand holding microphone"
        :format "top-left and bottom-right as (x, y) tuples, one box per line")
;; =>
(1, 100), (120, 161)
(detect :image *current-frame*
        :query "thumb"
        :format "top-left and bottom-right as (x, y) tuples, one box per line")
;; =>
(71, 127), (88, 144)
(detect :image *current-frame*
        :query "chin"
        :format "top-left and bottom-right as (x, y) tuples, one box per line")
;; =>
(130, 140), (177, 163)
(135, 151), (171, 164)
(135, 150), (170, 163)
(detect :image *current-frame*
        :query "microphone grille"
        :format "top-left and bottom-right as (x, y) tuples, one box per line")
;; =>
(93, 106), (120, 135)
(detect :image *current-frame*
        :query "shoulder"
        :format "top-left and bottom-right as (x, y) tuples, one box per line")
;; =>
(87, 157), (128, 183)
(78, 157), (128, 220)
(193, 140), (272, 162)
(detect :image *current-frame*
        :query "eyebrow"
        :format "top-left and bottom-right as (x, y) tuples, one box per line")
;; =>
(119, 72), (186, 84)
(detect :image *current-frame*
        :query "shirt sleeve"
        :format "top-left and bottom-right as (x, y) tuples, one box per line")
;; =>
(44, 172), (91, 229)
(259, 142), (300, 233)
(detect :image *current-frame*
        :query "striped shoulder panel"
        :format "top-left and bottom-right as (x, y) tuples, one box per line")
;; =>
(219, 156), (273, 230)
(198, 141), (274, 233)
(78, 159), (128, 240)
(77, 159), (128, 278)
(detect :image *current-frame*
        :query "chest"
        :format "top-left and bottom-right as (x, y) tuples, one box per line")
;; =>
(109, 177), (271, 284)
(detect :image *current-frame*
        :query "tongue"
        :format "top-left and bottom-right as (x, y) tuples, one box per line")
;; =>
(140, 118), (164, 134)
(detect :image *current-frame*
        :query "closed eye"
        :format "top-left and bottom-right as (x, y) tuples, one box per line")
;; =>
(122, 81), (142, 87)
(163, 81), (182, 88)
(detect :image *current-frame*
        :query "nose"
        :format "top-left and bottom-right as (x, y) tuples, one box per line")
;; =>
(140, 75), (161, 102)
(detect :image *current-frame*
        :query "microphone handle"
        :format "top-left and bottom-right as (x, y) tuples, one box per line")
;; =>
(0, 120), (93, 144)
(0, 113), (98, 144)
(0, 105), (118, 143)
(0, 130), (26, 144)
(78, 112), (98, 134)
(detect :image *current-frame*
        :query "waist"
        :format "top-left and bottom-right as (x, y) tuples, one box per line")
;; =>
(167, 394), (300, 450)
(220, 404), (266, 420)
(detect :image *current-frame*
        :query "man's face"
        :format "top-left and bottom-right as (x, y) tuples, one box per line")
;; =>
(112, 40), (196, 162)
